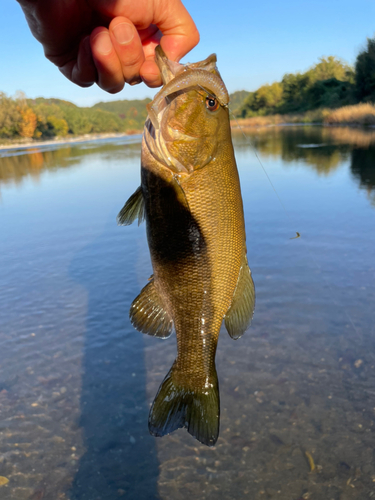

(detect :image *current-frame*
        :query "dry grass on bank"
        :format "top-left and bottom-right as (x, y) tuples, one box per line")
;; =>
(324, 103), (375, 126)
(231, 103), (375, 128)
(231, 110), (328, 128)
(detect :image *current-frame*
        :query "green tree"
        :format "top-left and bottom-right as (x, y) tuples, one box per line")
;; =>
(239, 83), (283, 116)
(308, 56), (354, 83)
(47, 115), (69, 136)
(279, 73), (310, 112)
(256, 82), (283, 109)
(355, 35), (375, 101)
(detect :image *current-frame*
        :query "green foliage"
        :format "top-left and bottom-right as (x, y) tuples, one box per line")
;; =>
(1, 36), (374, 142)
(306, 78), (354, 109)
(0, 92), (22, 137)
(237, 56), (356, 118)
(307, 56), (354, 83)
(0, 95), (148, 141)
(229, 91), (251, 114)
(355, 35), (375, 102)
(93, 98), (151, 130)
(47, 116), (69, 136)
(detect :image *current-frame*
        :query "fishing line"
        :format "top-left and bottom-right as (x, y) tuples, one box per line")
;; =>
(229, 111), (300, 240)
(196, 83), (299, 238)
(228, 110), (361, 337)
(193, 84), (360, 336)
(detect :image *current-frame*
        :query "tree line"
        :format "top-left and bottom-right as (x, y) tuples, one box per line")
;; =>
(0, 95), (150, 141)
(1, 34), (374, 140)
(235, 35), (375, 118)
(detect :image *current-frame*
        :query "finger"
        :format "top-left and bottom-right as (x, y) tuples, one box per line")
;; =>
(139, 37), (163, 87)
(140, 59), (162, 87)
(138, 27), (162, 87)
(90, 0), (199, 82)
(109, 17), (145, 86)
(72, 36), (97, 87)
(90, 27), (125, 93)
(150, 0), (200, 63)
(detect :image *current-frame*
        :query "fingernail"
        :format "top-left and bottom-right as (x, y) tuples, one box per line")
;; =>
(113, 23), (134, 45)
(93, 32), (112, 55)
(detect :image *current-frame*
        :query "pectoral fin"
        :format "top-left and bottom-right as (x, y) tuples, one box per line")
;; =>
(130, 278), (173, 338)
(225, 255), (255, 340)
(117, 186), (145, 226)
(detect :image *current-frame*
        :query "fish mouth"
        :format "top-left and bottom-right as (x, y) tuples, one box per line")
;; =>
(144, 46), (229, 174)
(155, 45), (219, 85)
(148, 46), (228, 130)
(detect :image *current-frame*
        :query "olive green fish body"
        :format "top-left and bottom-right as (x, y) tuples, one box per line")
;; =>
(118, 47), (255, 446)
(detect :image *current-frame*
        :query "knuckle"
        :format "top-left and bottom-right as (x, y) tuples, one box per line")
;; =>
(122, 52), (143, 68)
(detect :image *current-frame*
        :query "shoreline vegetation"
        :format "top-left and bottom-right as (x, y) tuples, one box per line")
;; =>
(1, 35), (374, 149)
(1, 110), (375, 152)
(231, 103), (375, 129)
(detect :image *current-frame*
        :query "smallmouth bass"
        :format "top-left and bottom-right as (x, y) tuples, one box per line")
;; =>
(118, 46), (255, 447)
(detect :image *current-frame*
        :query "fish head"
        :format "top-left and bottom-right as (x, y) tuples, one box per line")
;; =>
(143, 46), (230, 174)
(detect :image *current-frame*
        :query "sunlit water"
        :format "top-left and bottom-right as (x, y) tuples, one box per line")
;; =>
(0, 127), (374, 500)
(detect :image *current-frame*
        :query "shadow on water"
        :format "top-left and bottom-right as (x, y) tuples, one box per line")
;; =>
(350, 145), (375, 188)
(68, 219), (160, 500)
(350, 145), (375, 206)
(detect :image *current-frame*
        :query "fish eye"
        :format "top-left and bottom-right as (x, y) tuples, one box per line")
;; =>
(205, 96), (219, 112)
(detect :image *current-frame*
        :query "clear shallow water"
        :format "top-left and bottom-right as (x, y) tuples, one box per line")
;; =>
(0, 127), (374, 500)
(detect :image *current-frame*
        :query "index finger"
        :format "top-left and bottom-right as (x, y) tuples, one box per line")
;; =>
(91, 0), (199, 87)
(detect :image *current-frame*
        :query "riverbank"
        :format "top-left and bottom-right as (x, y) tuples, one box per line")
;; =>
(0, 131), (142, 152)
(1, 102), (375, 152)
(231, 103), (375, 128)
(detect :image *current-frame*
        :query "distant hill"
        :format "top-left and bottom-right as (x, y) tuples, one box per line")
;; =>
(229, 91), (251, 115)
(93, 98), (151, 130)
(7, 96), (153, 139)
(28, 97), (78, 108)
(1, 91), (252, 141)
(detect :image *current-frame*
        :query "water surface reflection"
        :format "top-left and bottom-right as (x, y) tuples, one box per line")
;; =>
(0, 127), (375, 500)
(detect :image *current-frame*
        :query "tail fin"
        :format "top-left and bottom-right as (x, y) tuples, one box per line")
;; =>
(148, 363), (220, 447)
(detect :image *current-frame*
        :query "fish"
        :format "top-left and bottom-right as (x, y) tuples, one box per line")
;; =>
(118, 46), (255, 447)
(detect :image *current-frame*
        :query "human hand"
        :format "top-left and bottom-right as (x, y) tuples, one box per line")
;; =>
(17, 0), (199, 93)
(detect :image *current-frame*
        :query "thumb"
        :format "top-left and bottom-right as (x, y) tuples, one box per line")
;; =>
(154, 0), (200, 62)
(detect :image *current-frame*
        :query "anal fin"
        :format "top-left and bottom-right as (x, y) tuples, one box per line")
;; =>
(117, 186), (145, 226)
(130, 278), (173, 338)
(224, 255), (255, 340)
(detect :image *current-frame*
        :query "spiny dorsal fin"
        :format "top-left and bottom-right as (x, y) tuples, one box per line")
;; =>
(224, 255), (255, 340)
(117, 186), (145, 226)
(130, 278), (173, 338)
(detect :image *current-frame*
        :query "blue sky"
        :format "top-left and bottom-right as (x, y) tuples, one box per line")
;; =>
(1, 0), (374, 106)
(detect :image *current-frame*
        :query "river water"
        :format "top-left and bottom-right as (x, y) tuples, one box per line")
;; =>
(0, 126), (375, 500)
